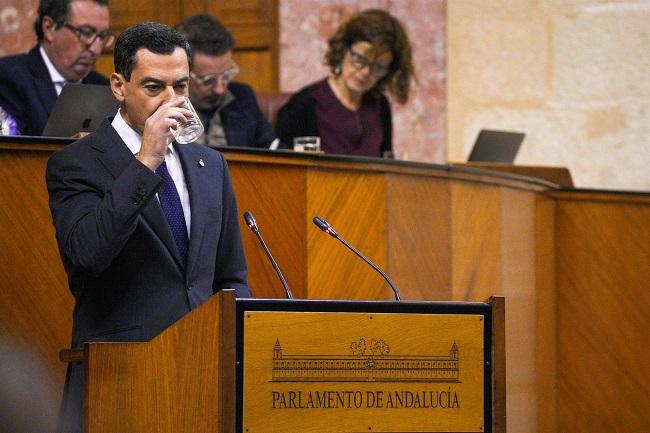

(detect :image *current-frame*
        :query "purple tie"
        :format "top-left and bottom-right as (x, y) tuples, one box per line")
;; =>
(155, 161), (189, 264)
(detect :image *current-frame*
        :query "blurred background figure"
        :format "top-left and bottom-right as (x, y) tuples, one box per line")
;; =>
(0, 335), (59, 433)
(176, 14), (279, 149)
(0, 106), (21, 135)
(275, 9), (415, 157)
(0, 0), (112, 136)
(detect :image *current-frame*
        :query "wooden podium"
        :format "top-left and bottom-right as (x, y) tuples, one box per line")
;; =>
(75, 291), (237, 433)
(71, 292), (505, 433)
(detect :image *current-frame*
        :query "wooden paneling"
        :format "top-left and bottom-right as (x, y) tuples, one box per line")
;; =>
(489, 296), (507, 433)
(85, 291), (236, 433)
(306, 169), (387, 300)
(208, 0), (279, 91)
(554, 192), (650, 433)
(0, 147), (72, 398)
(234, 49), (274, 92)
(385, 174), (452, 300)
(451, 182), (502, 298)
(498, 188), (538, 433)
(534, 195), (558, 433)
(450, 182), (545, 433)
(2, 139), (649, 433)
(228, 161), (306, 298)
(94, 0), (279, 91)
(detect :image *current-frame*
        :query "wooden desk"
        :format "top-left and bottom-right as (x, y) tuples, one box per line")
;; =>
(1, 136), (648, 433)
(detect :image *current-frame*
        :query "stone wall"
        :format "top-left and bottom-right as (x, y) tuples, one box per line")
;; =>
(448, 0), (650, 190)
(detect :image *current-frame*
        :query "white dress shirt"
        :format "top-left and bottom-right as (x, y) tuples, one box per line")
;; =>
(111, 110), (191, 235)
(39, 46), (74, 95)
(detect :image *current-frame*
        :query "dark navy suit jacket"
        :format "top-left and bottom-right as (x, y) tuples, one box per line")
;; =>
(46, 120), (250, 432)
(219, 81), (278, 148)
(0, 45), (108, 136)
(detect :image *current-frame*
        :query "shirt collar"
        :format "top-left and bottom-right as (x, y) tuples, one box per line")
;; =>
(111, 109), (142, 154)
(39, 45), (68, 85)
(111, 109), (178, 158)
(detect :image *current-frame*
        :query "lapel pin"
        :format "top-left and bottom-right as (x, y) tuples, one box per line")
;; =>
(198, 158), (205, 167)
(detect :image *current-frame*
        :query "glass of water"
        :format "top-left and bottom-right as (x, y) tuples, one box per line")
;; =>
(293, 136), (321, 152)
(172, 97), (204, 144)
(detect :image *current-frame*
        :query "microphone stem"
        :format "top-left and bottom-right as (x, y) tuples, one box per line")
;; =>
(253, 230), (293, 299)
(334, 235), (401, 301)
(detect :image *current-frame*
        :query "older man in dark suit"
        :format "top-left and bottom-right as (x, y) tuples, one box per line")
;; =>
(0, 0), (112, 136)
(46, 22), (250, 433)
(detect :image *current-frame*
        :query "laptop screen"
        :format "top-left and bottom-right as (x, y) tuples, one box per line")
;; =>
(42, 83), (119, 137)
(467, 129), (525, 163)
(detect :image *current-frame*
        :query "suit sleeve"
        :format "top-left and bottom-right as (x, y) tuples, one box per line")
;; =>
(212, 156), (251, 297)
(46, 147), (162, 274)
(241, 84), (278, 149)
(0, 59), (27, 135)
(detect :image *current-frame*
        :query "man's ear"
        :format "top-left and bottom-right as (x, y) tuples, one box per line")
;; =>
(42, 16), (57, 43)
(111, 73), (126, 102)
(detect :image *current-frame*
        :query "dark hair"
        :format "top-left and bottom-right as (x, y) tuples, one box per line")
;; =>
(325, 9), (415, 104)
(34, 0), (110, 41)
(175, 14), (235, 57)
(114, 22), (191, 81)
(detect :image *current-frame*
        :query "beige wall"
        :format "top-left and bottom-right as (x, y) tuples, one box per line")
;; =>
(448, 0), (650, 191)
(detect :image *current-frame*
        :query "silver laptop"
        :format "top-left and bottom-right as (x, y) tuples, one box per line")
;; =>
(467, 129), (525, 163)
(42, 83), (119, 137)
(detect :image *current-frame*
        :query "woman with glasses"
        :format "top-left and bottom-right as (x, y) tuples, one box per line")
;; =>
(276, 9), (415, 157)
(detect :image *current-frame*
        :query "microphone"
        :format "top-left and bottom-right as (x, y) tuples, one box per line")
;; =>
(312, 216), (402, 301)
(243, 211), (293, 299)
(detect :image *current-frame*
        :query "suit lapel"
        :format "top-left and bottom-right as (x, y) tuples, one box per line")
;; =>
(26, 46), (58, 117)
(176, 144), (209, 279)
(92, 122), (184, 269)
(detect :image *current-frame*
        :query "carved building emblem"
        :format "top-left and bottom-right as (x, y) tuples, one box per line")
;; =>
(271, 338), (460, 383)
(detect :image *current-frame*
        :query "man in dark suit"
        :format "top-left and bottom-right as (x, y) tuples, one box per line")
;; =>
(46, 22), (250, 433)
(0, 0), (112, 136)
(176, 14), (280, 149)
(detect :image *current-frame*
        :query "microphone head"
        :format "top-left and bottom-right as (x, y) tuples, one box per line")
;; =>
(243, 211), (258, 232)
(313, 216), (337, 237)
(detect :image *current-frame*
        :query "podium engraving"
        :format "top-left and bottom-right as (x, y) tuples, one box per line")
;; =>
(271, 338), (460, 382)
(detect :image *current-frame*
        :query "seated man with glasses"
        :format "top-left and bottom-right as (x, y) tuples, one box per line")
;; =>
(0, 0), (113, 136)
(276, 9), (415, 157)
(176, 14), (280, 149)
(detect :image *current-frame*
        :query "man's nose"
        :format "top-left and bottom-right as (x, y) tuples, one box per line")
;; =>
(212, 79), (227, 95)
(87, 38), (103, 56)
(164, 86), (177, 99)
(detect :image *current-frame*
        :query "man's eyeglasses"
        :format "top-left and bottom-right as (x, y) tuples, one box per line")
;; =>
(190, 65), (240, 88)
(63, 23), (115, 48)
(348, 50), (391, 78)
